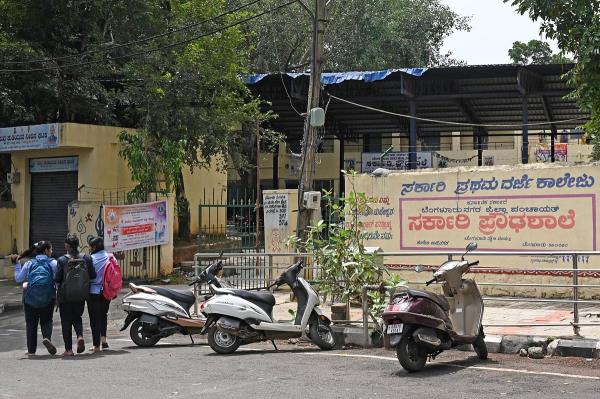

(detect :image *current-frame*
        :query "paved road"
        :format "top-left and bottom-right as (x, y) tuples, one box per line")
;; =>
(1, 308), (599, 399)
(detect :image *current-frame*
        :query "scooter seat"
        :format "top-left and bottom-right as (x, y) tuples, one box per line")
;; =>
(149, 286), (196, 306)
(408, 289), (450, 311)
(229, 289), (276, 306)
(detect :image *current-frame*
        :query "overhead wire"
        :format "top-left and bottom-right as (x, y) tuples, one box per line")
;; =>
(1, 0), (264, 66)
(0, 0), (298, 73)
(327, 93), (588, 128)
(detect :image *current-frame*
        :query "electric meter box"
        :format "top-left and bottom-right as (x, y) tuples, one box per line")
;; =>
(302, 191), (321, 209)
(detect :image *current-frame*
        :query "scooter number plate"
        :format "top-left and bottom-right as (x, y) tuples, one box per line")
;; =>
(387, 323), (403, 334)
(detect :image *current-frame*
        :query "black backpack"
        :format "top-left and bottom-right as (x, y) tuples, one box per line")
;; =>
(62, 254), (90, 302)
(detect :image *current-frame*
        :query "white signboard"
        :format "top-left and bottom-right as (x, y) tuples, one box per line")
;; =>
(362, 151), (432, 173)
(30, 157), (78, 173)
(0, 123), (60, 152)
(103, 201), (169, 251)
(263, 193), (289, 229)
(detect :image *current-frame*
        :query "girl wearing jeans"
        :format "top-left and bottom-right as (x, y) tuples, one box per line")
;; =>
(87, 236), (111, 352)
(11, 241), (58, 356)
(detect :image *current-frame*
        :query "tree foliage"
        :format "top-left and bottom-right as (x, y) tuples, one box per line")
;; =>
(508, 39), (572, 65)
(506, 1), (600, 135)
(240, 0), (471, 72)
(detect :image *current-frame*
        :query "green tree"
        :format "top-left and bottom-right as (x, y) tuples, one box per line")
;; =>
(505, 1), (600, 136)
(239, 0), (471, 72)
(508, 39), (572, 64)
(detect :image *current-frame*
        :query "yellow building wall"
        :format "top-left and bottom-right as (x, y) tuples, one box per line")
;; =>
(4, 122), (227, 275)
(0, 205), (17, 255)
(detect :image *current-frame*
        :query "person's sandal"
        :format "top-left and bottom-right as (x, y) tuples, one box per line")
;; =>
(62, 351), (74, 357)
(102, 342), (109, 350)
(42, 339), (57, 355)
(76, 338), (85, 354)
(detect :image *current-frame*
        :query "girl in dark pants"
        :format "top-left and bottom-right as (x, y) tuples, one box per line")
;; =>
(55, 234), (96, 356)
(87, 236), (111, 352)
(11, 241), (58, 356)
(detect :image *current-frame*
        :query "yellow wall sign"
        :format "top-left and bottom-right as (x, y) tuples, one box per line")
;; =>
(351, 164), (599, 254)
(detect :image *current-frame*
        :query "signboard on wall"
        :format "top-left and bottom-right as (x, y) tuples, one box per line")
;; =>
(30, 157), (78, 173)
(350, 164), (600, 268)
(0, 123), (60, 152)
(362, 152), (431, 173)
(103, 200), (169, 251)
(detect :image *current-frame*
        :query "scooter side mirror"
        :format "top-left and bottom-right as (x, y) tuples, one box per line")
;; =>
(462, 242), (478, 260)
(414, 265), (425, 273)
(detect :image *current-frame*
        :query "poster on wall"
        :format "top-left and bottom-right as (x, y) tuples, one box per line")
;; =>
(362, 152), (431, 173)
(0, 123), (60, 152)
(103, 200), (169, 251)
(351, 164), (599, 268)
(263, 193), (289, 230)
(535, 143), (568, 162)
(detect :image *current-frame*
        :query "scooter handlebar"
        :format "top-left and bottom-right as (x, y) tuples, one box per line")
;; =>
(425, 277), (437, 286)
(467, 260), (480, 267)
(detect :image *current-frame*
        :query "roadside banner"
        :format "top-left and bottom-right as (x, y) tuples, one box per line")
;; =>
(103, 200), (169, 251)
(0, 123), (60, 152)
(349, 163), (600, 268)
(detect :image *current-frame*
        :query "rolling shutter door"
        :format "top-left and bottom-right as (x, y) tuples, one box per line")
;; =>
(29, 172), (78, 257)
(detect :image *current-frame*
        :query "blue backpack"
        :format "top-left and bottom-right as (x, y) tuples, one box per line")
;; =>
(24, 258), (55, 308)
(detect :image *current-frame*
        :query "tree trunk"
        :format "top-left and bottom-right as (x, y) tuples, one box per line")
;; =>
(175, 170), (191, 242)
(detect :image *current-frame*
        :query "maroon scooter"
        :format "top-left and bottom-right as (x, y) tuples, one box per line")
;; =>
(382, 243), (487, 372)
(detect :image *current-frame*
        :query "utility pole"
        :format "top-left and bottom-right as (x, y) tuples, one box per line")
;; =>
(296, 0), (326, 242)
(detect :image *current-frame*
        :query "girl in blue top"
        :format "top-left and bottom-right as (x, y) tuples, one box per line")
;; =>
(11, 241), (58, 356)
(87, 236), (111, 352)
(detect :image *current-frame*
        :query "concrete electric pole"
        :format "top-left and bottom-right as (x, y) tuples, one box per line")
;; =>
(296, 0), (327, 242)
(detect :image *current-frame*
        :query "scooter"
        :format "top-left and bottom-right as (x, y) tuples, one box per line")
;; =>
(119, 260), (221, 347)
(196, 260), (336, 354)
(382, 242), (487, 372)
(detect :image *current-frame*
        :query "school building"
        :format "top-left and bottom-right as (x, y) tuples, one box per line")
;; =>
(0, 123), (226, 275)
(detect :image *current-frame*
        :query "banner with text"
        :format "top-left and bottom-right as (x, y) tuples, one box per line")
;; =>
(0, 123), (60, 152)
(350, 164), (599, 268)
(362, 151), (432, 173)
(103, 200), (169, 252)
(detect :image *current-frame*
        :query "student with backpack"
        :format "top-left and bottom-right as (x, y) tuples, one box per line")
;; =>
(87, 236), (122, 353)
(10, 241), (58, 356)
(55, 234), (96, 356)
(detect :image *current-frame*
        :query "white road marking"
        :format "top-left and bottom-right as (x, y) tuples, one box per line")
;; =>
(301, 353), (600, 381)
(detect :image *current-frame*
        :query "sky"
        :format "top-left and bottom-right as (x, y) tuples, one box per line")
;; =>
(441, 0), (560, 65)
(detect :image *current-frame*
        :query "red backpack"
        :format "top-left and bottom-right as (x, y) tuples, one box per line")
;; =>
(102, 254), (123, 300)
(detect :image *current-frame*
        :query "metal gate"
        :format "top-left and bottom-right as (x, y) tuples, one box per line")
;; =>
(198, 187), (263, 252)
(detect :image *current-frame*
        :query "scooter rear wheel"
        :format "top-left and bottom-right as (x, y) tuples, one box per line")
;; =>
(207, 326), (241, 354)
(396, 333), (427, 372)
(130, 319), (160, 347)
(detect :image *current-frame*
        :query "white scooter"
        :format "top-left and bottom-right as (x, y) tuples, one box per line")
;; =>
(119, 261), (218, 346)
(197, 260), (336, 354)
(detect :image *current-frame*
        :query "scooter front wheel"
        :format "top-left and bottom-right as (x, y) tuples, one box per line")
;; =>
(396, 333), (427, 372)
(309, 320), (336, 350)
(130, 319), (160, 347)
(207, 326), (241, 354)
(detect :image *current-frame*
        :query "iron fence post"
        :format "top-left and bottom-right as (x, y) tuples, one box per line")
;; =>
(194, 254), (199, 316)
(268, 254), (273, 284)
(362, 285), (369, 348)
(572, 254), (580, 336)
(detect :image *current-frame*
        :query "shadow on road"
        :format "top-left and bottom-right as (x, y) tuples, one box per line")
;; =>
(204, 347), (323, 356)
(392, 356), (499, 378)
(17, 349), (130, 361)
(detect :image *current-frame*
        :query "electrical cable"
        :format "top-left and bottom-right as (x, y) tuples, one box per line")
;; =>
(267, 4), (304, 117)
(0, 0), (297, 73)
(1, 0), (264, 66)
(327, 93), (588, 128)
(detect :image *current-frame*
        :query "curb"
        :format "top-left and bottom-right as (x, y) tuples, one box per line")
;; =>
(332, 326), (600, 359)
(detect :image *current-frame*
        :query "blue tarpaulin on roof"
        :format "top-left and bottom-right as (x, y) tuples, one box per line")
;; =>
(245, 68), (428, 85)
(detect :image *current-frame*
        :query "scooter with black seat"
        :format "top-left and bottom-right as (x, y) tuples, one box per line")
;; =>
(382, 242), (487, 372)
(119, 258), (222, 347)
(196, 259), (336, 354)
